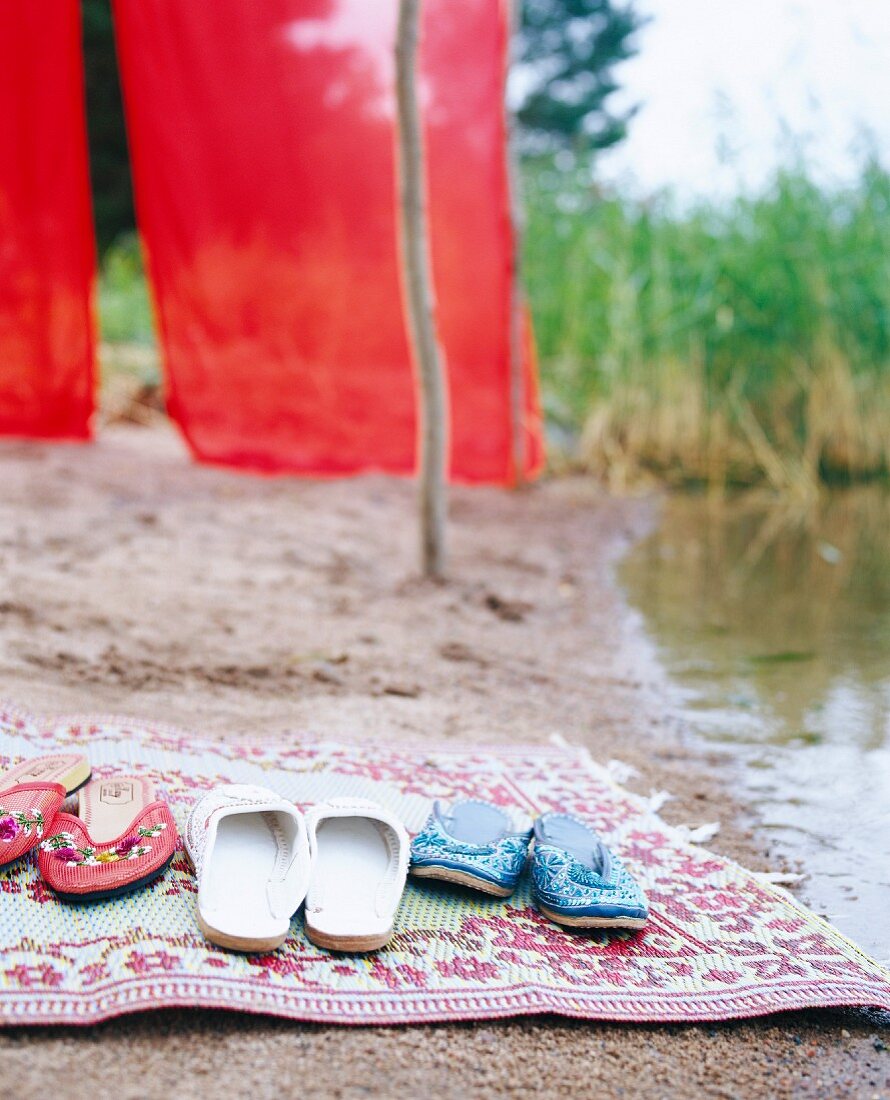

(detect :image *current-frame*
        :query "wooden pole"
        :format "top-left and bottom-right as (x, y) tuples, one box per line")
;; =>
(395, 0), (448, 579)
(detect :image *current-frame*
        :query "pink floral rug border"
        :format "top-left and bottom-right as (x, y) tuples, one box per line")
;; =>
(0, 702), (887, 1026)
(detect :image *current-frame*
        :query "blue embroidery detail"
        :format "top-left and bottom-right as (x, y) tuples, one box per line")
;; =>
(532, 843), (648, 919)
(410, 813), (530, 890)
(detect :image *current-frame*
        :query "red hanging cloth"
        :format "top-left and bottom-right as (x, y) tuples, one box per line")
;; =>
(0, 2), (96, 439)
(113, 0), (542, 482)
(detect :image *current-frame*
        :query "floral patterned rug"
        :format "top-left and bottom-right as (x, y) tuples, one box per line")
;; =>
(0, 702), (888, 1026)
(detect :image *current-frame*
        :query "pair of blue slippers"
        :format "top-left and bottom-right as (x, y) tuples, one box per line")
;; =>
(409, 800), (648, 930)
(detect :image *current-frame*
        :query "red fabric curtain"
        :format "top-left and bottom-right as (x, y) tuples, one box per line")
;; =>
(0, 3), (96, 439)
(114, 0), (543, 482)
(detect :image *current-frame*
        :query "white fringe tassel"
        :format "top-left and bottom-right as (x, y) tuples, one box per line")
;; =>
(674, 821), (722, 843)
(751, 871), (805, 886)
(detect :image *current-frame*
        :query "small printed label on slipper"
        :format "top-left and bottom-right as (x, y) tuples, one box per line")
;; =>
(99, 781), (135, 805)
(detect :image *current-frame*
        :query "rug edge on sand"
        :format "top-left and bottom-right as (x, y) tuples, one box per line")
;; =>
(2, 978), (889, 1028)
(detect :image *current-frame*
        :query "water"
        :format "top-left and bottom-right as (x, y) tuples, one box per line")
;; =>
(620, 487), (890, 962)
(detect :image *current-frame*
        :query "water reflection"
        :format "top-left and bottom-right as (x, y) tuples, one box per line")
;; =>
(621, 488), (890, 960)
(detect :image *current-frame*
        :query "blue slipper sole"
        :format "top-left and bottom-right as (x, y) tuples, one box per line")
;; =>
(538, 901), (648, 930)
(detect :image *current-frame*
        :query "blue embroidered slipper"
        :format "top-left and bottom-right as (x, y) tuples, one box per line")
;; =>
(532, 812), (648, 930)
(410, 800), (531, 897)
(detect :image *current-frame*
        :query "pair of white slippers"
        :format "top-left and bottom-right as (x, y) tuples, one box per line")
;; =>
(184, 786), (409, 953)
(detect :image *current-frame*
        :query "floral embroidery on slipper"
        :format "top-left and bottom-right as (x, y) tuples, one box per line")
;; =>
(0, 808), (45, 842)
(40, 822), (168, 866)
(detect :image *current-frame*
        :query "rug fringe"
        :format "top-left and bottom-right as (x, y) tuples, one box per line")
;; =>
(646, 789), (673, 813)
(751, 871), (805, 885)
(675, 822), (721, 843)
(606, 758), (639, 783)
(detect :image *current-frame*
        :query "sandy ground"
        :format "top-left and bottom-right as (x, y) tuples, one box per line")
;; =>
(0, 424), (887, 1099)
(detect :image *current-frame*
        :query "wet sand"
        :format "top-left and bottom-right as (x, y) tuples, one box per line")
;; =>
(0, 425), (886, 1098)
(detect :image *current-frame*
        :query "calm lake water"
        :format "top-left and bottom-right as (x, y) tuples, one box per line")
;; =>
(621, 487), (890, 962)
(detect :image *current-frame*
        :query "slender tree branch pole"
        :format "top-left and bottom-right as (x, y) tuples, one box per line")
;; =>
(506, 0), (527, 486)
(395, 0), (449, 578)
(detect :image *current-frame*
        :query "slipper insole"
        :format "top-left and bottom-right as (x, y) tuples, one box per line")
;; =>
(441, 800), (509, 845)
(537, 815), (605, 872)
(204, 812), (293, 931)
(79, 777), (154, 843)
(313, 818), (393, 921)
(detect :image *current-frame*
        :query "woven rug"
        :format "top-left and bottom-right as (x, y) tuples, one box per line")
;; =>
(0, 702), (887, 1026)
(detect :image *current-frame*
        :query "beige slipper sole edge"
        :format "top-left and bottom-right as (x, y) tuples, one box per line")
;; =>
(195, 910), (289, 954)
(0, 755), (92, 796)
(410, 864), (514, 898)
(305, 923), (394, 953)
(60, 757), (92, 795)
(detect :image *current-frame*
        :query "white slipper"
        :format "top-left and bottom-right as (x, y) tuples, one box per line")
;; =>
(304, 798), (409, 952)
(185, 784), (310, 953)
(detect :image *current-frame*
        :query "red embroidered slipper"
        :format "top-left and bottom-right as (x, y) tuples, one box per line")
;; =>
(0, 753), (92, 869)
(38, 776), (177, 902)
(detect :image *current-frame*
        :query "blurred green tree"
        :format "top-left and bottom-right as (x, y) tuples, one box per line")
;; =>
(515, 0), (644, 156)
(82, 0), (135, 253)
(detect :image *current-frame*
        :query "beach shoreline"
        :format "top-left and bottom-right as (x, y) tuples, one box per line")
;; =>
(0, 424), (886, 1098)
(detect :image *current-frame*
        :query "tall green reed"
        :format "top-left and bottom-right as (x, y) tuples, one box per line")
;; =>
(524, 155), (890, 490)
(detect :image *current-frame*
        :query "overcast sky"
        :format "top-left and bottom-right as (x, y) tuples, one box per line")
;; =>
(597, 0), (890, 197)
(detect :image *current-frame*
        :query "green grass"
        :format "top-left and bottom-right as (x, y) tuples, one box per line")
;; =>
(96, 232), (160, 395)
(97, 232), (156, 347)
(523, 155), (890, 488)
